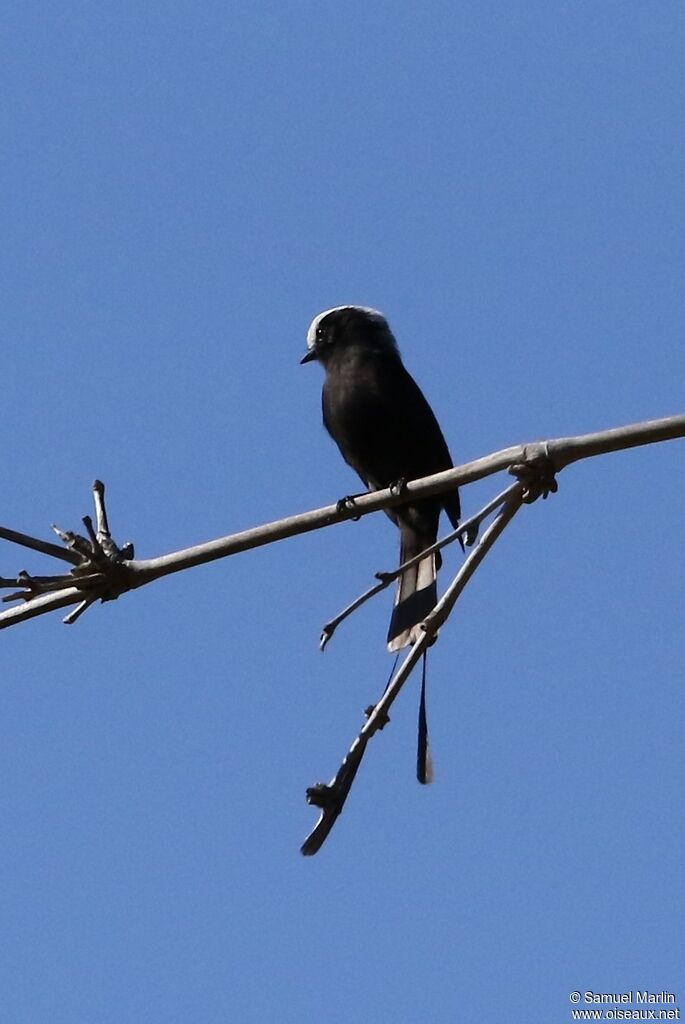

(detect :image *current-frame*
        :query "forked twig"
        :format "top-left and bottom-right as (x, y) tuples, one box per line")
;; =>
(301, 488), (524, 855)
(319, 481), (522, 650)
(0, 480), (134, 628)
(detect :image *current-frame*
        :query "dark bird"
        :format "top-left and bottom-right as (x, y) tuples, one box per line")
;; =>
(301, 306), (462, 780)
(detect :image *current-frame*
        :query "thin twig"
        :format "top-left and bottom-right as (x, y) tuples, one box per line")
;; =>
(0, 526), (81, 565)
(301, 490), (524, 855)
(82, 515), (103, 558)
(50, 525), (99, 564)
(63, 597), (97, 625)
(0, 587), (88, 629)
(423, 493), (523, 635)
(92, 480), (111, 541)
(0, 480), (134, 628)
(319, 481), (522, 650)
(319, 579), (387, 651)
(1, 573), (101, 603)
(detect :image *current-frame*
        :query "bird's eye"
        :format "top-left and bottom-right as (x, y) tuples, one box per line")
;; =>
(316, 326), (326, 340)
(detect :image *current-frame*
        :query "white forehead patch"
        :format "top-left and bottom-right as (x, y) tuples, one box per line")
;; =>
(306, 305), (386, 349)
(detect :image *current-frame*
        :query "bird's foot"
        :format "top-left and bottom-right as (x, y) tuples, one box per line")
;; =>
(509, 449), (558, 503)
(389, 477), (407, 498)
(336, 495), (362, 521)
(462, 522), (479, 546)
(364, 704), (390, 730)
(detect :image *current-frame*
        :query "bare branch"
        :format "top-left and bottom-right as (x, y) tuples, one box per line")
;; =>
(0, 480), (135, 629)
(301, 491), (524, 855)
(0, 412), (682, 854)
(63, 597), (97, 625)
(0, 525), (81, 566)
(0, 587), (88, 628)
(549, 414), (685, 469)
(0, 414), (683, 632)
(92, 479), (111, 540)
(319, 480), (522, 650)
(299, 413), (685, 852)
(121, 413), (683, 589)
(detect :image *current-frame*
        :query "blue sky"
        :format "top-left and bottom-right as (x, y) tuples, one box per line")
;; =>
(2, 3), (684, 1021)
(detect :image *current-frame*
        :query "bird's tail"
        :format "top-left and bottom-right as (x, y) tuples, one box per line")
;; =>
(416, 650), (433, 784)
(386, 530), (437, 652)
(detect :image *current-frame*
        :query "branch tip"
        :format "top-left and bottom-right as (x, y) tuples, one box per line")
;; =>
(63, 598), (96, 625)
(0, 480), (135, 629)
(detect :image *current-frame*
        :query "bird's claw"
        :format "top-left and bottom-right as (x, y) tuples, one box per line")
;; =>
(336, 495), (362, 521)
(509, 451), (558, 503)
(364, 704), (390, 730)
(463, 522), (479, 546)
(389, 477), (407, 498)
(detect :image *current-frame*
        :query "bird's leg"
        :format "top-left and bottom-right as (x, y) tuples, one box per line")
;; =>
(336, 477), (407, 521)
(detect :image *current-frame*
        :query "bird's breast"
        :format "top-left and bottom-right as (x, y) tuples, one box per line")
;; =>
(322, 360), (406, 488)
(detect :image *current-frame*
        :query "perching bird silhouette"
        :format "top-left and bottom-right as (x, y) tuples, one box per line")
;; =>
(301, 306), (462, 782)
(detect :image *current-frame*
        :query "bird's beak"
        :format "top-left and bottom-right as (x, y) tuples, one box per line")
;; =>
(300, 348), (317, 364)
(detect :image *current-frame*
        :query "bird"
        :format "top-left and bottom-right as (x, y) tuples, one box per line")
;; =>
(301, 306), (462, 781)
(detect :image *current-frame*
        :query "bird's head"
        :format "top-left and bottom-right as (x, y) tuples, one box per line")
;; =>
(301, 306), (398, 367)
